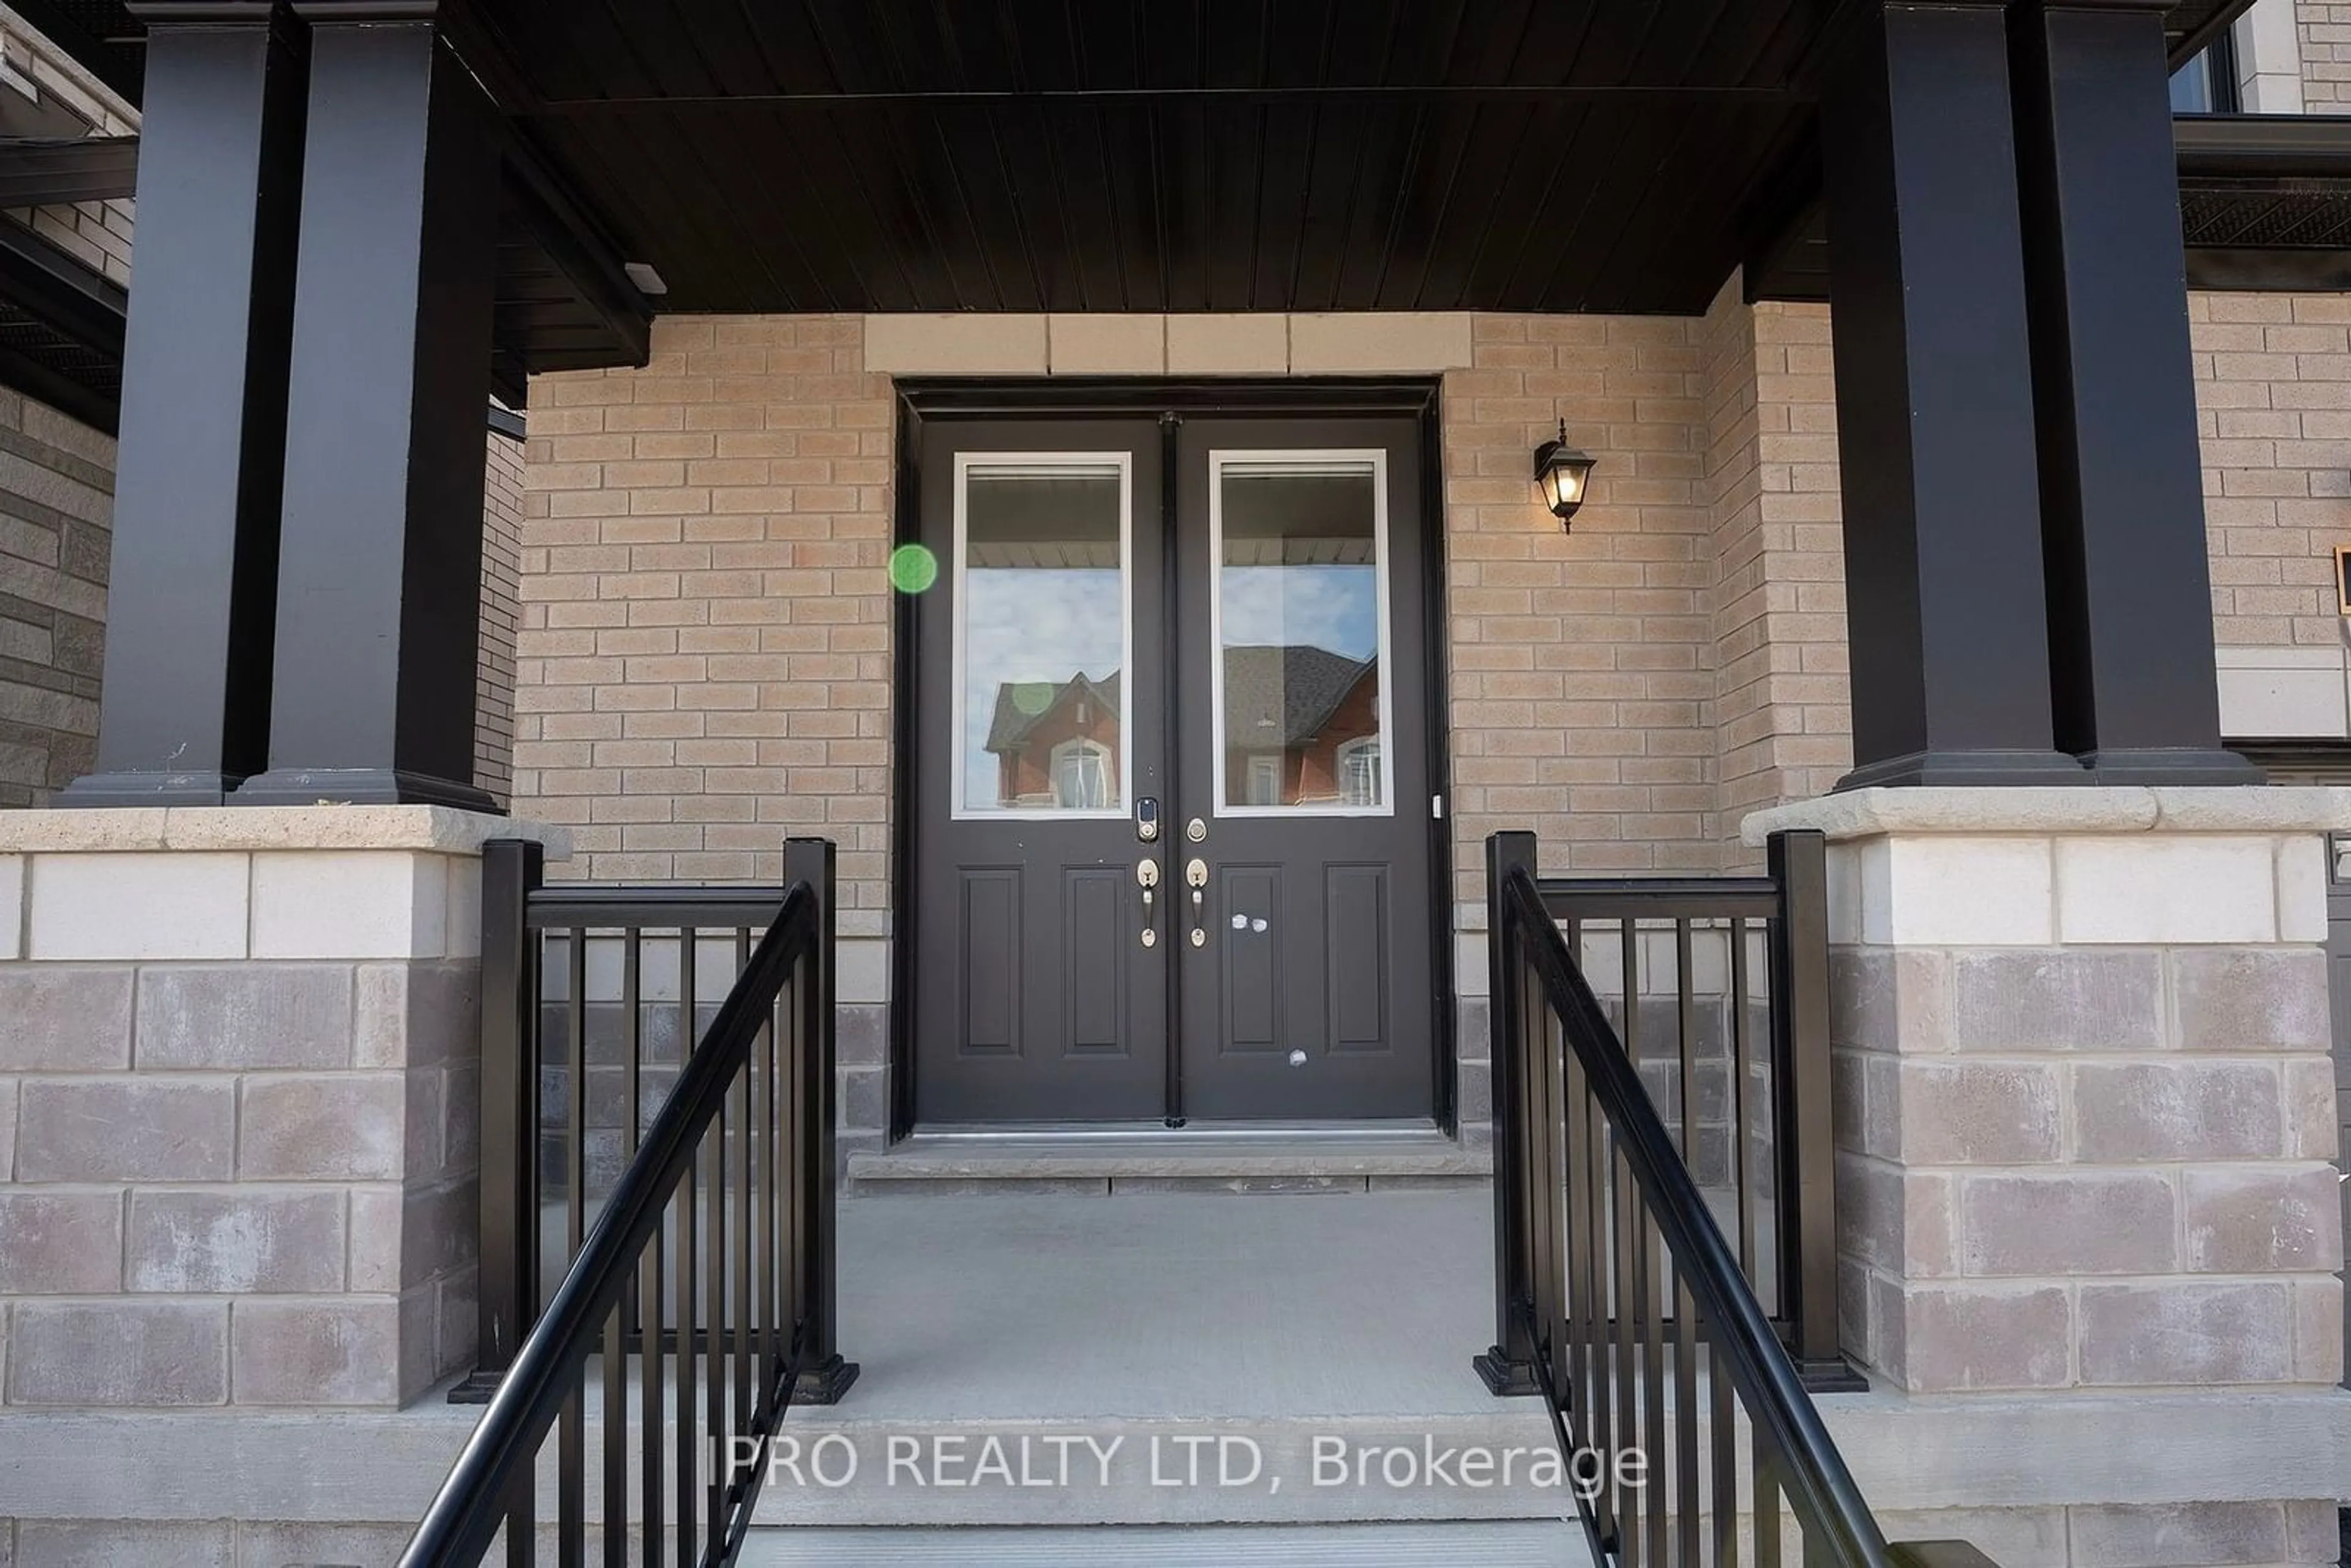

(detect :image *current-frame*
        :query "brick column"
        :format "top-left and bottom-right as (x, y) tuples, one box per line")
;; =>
(0, 806), (565, 1409)
(1747, 787), (2347, 1564)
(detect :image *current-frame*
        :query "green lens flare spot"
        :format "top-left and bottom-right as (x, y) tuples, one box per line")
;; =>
(888, 543), (940, 595)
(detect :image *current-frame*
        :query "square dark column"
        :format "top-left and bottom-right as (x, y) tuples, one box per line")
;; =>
(60, 2), (307, 806)
(231, 1), (501, 811)
(2009, 0), (2262, 782)
(1819, 0), (2085, 787)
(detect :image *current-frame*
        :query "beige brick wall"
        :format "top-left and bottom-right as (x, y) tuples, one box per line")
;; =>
(2298, 0), (2351, 108)
(1439, 315), (1719, 899)
(475, 427), (523, 806)
(0, 3), (133, 290)
(1703, 284), (1848, 869)
(511, 315), (893, 909)
(2188, 290), (2351, 648)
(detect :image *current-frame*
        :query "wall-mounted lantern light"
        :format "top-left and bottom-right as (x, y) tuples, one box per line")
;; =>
(1532, 419), (1597, 528)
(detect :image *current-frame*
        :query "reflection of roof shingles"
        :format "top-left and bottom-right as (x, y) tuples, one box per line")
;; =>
(1223, 645), (1373, 746)
(984, 670), (1122, 752)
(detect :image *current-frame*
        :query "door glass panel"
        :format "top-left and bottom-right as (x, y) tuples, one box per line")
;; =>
(1211, 452), (1392, 816)
(954, 455), (1130, 817)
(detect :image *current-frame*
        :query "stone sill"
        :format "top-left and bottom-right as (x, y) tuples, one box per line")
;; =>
(1742, 786), (2351, 845)
(0, 806), (572, 858)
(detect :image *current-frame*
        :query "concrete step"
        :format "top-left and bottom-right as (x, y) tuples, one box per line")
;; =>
(844, 1127), (1490, 1194)
(739, 1520), (1586, 1566)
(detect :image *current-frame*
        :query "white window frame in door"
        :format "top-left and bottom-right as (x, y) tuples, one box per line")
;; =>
(950, 451), (1135, 822)
(1207, 448), (1396, 819)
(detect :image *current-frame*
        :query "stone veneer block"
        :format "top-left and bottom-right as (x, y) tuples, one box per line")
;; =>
(1947, 950), (2165, 1052)
(0, 852), (20, 958)
(1861, 836), (2054, 946)
(16, 1520), (237, 1566)
(1880, 1281), (2072, 1391)
(134, 964), (354, 1069)
(2072, 1061), (2282, 1162)
(1893, 1060), (2063, 1164)
(2172, 948), (2332, 1052)
(2077, 1281), (2293, 1384)
(0, 966), (132, 1068)
(230, 1297), (408, 1405)
(863, 312), (1048, 373)
(2056, 836), (2279, 944)
(9, 1299), (229, 1405)
(237, 1075), (407, 1180)
(1047, 313), (1165, 373)
(17, 1078), (235, 1181)
(2183, 1165), (2344, 1274)
(0, 1190), (124, 1293)
(1167, 313), (1289, 373)
(1957, 1171), (2178, 1276)
(0, 805), (569, 857)
(1288, 312), (1472, 372)
(27, 851), (249, 960)
(2068, 1501), (2290, 1568)
(249, 851), (448, 960)
(126, 1189), (348, 1294)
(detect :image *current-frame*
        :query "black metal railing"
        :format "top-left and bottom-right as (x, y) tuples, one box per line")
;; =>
(1483, 830), (1989, 1568)
(409, 838), (855, 1565)
(1478, 829), (1853, 1397)
(456, 840), (852, 1406)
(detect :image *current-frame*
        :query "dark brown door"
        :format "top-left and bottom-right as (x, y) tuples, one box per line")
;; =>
(1171, 417), (1434, 1119)
(912, 419), (1169, 1121)
(911, 413), (1435, 1123)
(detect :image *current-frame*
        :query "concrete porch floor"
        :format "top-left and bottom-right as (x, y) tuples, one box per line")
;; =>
(758, 1188), (1573, 1530)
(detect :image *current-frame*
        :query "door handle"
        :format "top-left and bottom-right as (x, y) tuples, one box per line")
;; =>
(1185, 858), (1208, 948)
(1137, 858), (1160, 948)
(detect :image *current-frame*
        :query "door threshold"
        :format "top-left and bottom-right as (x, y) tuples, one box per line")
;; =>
(847, 1121), (1488, 1191)
(901, 1119), (1450, 1144)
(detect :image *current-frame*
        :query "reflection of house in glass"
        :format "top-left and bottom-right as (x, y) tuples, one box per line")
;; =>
(1223, 645), (1381, 808)
(986, 672), (1122, 808)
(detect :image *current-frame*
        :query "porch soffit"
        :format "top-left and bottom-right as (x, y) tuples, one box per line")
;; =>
(66, 0), (2248, 330)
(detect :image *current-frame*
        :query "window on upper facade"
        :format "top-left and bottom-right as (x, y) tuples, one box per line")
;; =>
(2170, 31), (2241, 114)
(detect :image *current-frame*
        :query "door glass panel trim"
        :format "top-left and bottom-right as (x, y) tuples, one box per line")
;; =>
(1207, 448), (1396, 819)
(950, 450), (1135, 822)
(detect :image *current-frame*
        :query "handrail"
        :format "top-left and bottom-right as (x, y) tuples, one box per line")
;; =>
(1499, 862), (1890, 1568)
(403, 880), (822, 1565)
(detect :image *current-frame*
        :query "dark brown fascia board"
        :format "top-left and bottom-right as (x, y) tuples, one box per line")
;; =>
(2175, 114), (2351, 179)
(0, 136), (139, 207)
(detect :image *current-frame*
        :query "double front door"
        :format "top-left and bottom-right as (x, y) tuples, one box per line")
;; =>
(912, 413), (1436, 1123)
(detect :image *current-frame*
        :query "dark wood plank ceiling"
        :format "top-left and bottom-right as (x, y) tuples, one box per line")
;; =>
(468, 0), (1844, 316)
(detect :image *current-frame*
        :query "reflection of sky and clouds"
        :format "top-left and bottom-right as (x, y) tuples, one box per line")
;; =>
(1220, 565), (1378, 661)
(961, 567), (1122, 811)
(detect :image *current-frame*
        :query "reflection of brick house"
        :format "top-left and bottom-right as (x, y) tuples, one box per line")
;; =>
(986, 672), (1122, 807)
(1221, 645), (1380, 807)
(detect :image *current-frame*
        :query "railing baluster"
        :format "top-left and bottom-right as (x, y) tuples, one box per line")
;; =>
(1675, 917), (1697, 1169)
(1580, 1063), (1613, 1544)
(1613, 1138), (1640, 1568)
(1674, 1268), (1700, 1568)
(675, 1146), (697, 1568)
(732, 1032), (754, 1500)
(641, 1211), (663, 1567)
(1729, 916), (1758, 1280)
(703, 1079), (726, 1537)
(602, 1300), (626, 1568)
(1643, 1206), (1667, 1566)
(557, 1381), (583, 1564)
(1755, 1460), (1782, 1568)
(1712, 1319), (1738, 1568)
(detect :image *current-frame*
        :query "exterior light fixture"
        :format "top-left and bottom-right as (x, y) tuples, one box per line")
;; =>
(1532, 419), (1597, 528)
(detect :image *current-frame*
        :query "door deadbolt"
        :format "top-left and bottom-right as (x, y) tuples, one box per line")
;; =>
(1186, 817), (1207, 843)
